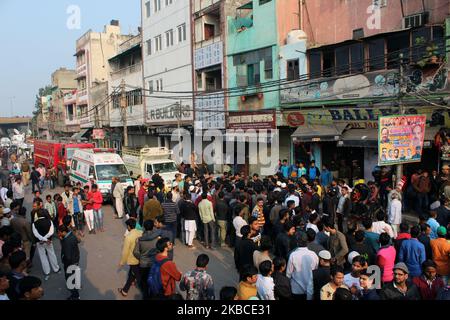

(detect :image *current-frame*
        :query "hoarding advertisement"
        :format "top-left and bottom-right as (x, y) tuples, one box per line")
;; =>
(378, 115), (427, 166)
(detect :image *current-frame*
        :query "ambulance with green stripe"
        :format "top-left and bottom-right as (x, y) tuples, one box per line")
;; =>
(69, 148), (133, 201)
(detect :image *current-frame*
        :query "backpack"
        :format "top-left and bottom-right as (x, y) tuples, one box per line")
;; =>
(147, 257), (170, 297)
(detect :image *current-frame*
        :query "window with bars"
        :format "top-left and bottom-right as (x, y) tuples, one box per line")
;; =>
(178, 23), (187, 42)
(155, 35), (162, 51)
(154, 0), (161, 12)
(145, 1), (151, 17)
(146, 39), (152, 55)
(166, 29), (174, 47)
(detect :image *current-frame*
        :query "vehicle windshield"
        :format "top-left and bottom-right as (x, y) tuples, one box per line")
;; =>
(66, 148), (76, 159)
(95, 164), (129, 181)
(153, 162), (178, 173)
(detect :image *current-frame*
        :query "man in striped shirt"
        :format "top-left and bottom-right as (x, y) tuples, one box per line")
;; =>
(161, 192), (179, 244)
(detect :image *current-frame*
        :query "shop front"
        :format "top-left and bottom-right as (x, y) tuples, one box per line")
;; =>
(283, 106), (448, 186)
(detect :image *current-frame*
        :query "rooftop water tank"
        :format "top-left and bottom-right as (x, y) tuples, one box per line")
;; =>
(287, 30), (307, 45)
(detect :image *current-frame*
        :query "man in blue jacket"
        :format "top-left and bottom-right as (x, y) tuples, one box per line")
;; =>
(308, 161), (320, 182)
(398, 225), (426, 278)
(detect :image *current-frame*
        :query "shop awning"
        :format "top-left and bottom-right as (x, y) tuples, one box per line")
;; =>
(291, 124), (344, 142)
(338, 127), (378, 148)
(70, 129), (90, 141)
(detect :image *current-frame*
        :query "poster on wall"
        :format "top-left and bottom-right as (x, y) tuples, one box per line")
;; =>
(378, 115), (427, 166)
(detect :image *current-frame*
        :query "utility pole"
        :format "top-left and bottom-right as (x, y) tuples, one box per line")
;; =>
(396, 53), (405, 186)
(120, 79), (128, 147)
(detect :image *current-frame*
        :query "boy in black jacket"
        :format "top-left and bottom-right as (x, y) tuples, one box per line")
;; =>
(58, 225), (80, 300)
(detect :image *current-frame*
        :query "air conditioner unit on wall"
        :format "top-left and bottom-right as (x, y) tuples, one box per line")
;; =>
(403, 12), (429, 29)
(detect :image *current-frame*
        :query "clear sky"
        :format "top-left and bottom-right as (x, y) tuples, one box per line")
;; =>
(0, 0), (140, 117)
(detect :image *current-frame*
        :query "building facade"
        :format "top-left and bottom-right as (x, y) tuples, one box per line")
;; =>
(108, 33), (157, 149)
(280, 0), (450, 182)
(74, 21), (133, 134)
(142, 0), (193, 148)
(225, 0), (301, 175)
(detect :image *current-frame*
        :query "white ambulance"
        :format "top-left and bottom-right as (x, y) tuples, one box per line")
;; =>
(69, 148), (133, 201)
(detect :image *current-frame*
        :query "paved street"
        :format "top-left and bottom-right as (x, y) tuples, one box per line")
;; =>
(25, 186), (238, 300)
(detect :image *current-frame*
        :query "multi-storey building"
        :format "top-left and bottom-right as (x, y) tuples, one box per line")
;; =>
(142, 0), (193, 148)
(279, 0), (450, 181)
(108, 32), (153, 150)
(225, 0), (301, 175)
(74, 20), (133, 136)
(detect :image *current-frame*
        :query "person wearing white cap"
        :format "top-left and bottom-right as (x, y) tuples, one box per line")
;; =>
(0, 208), (12, 227)
(309, 250), (332, 300)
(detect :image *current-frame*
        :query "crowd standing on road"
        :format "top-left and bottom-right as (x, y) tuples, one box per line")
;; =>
(0, 147), (449, 301)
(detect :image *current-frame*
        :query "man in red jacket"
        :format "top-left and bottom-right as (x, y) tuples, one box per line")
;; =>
(88, 184), (104, 232)
(412, 260), (445, 300)
(155, 237), (181, 297)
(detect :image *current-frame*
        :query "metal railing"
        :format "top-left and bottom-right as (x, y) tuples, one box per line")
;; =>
(110, 63), (142, 79)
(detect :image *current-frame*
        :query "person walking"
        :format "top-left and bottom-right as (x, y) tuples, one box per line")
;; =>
(58, 225), (80, 300)
(21, 161), (30, 187)
(132, 220), (160, 300)
(118, 219), (143, 297)
(30, 167), (41, 194)
(32, 210), (60, 280)
(112, 177), (125, 219)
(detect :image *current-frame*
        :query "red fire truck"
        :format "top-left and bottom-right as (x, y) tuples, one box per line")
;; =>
(33, 140), (95, 186)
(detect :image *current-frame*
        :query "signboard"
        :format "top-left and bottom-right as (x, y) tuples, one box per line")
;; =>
(378, 115), (427, 166)
(195, 41), (223, 70)
(282, 107), (450, 129)
(92, 129), (105, 140)
(228, 110), (276, 130)
(195, 94), (225, 129)
(146, 102), (193, 125)
(281, 67), (449, 104)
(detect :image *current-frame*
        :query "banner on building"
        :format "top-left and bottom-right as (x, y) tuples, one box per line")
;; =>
(228, 110), (276, 130)
(378, 115), (427, 166)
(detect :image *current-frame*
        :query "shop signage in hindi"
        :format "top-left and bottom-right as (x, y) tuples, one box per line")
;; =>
(282, 107), (450, 129)
(228, 110), (276, 130)
(378, 115), (427, 166)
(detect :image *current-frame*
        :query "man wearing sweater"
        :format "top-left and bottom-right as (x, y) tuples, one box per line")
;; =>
(118, 219), (143, 297)
(58, 225), (80, 300)
(155, 237), (182, 297)
(198, 193), (215, 249)
(398, 225), (426, 278)
(161, 192), (179, 244)
(32, 210), (60, 280)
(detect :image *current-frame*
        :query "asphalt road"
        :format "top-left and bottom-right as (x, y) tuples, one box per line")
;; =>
(26, 185), (238, 300)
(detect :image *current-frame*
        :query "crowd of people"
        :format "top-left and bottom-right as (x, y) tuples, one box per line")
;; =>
(112, 159), (450, 300)
(1, 149), (450, 301)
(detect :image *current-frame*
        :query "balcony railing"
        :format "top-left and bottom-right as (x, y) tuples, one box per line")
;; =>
(194, 0), (221, 14)
(110, 63), (142, 80)
(118, 35), (142, 54)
